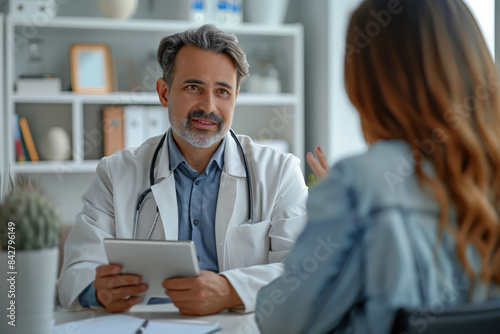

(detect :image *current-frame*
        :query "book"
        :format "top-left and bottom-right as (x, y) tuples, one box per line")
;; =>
(16, 77), (62, 95)
(103, 106), (125, 156)
(20, 123), (31, 161)
(18, 116), (39, 162)
(12, 113), (26, 162)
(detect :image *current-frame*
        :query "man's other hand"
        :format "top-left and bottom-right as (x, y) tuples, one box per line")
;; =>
(162, 270), (243, 315)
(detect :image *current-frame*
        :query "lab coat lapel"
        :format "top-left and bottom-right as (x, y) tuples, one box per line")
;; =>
(150, 130), (178, 240)
(215, 133), (247, 270)
(151, 176), (178, 240)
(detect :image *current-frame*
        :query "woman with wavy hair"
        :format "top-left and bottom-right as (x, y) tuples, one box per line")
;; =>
(256, 0), (500, 333)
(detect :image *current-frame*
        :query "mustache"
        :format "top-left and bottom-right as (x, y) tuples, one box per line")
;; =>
(187, 110), (224, 124)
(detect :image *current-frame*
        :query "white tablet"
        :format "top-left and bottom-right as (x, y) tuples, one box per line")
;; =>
(104, 239), (200, 300)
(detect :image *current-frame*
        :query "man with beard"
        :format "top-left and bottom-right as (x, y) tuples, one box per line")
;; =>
(58, 24), (308, 316)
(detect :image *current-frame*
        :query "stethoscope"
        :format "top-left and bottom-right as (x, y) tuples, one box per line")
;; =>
(132, 129), (253, 239)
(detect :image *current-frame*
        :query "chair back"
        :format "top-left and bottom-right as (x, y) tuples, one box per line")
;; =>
(391, 302), (500, 334)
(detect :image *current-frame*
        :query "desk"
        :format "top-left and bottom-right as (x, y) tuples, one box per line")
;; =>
(54, 304), (259, 333)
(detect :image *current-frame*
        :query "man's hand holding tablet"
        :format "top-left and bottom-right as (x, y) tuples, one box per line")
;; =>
(162, 270), (243, 315)
(99, 239), (200, 313)
(93, 264), (147, 312)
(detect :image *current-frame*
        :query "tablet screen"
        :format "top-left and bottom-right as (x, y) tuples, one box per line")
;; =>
(104, 239), (200, 300)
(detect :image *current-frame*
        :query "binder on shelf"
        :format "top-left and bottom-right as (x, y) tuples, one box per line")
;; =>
(103, 106), (125, 156)
(18, 116), (39, 161)
(123, 106), (169, 149)
(147, 106), (170, 138)
(12, 113), (26, 162)
(124, 106), (146, 149)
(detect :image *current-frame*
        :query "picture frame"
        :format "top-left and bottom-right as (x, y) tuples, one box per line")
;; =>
(70, 44), (114, 93)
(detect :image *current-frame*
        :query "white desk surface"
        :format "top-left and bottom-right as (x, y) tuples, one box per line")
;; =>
(54, 303), (259, 333)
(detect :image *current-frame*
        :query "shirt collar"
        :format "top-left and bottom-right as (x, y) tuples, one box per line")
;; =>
(167, 130), (226, 173)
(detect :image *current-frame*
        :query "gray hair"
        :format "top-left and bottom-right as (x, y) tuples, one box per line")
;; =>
(157, 24), (250, 88)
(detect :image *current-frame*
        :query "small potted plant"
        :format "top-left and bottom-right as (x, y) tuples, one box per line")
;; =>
(0, 176), (61, 334)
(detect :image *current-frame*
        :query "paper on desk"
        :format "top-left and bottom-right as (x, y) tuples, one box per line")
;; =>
(52, 314), (221, 334)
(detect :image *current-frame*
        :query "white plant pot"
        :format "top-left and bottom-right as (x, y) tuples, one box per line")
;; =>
(0, 248), (59, 334)
(97, 0), (139, 19)
(245, 0), (290, 25)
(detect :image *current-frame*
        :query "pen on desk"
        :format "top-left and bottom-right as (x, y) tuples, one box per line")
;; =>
(134, 319), (149, 334)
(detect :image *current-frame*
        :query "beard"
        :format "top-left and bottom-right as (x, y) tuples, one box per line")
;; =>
(169, 109), (229, 148)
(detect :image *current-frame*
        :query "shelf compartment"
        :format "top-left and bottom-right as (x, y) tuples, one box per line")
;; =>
(14, 103), (73, 162)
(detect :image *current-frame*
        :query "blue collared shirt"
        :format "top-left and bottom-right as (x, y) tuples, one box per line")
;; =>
(167, 131), (224, 273)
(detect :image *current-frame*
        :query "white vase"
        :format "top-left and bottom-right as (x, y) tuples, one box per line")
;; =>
(0, 248), (59, 334)
(39, 127), (72, 161)
(244, 0), (290, 25)
(97, 0), (139, 19)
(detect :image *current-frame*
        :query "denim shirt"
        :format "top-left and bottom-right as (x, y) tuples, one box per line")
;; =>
(256, 140), (500, 334)
(167, 131), (224, 273)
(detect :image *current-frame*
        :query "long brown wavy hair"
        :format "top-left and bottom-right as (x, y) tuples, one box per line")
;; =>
(345, 0), (500, 290)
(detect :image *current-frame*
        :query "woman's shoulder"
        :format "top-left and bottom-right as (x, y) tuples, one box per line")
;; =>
(318, 140), (438, 215)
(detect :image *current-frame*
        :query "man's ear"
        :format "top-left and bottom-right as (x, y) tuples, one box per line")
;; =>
(156, 78), (169, 108)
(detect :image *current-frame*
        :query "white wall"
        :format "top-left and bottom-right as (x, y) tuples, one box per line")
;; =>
(287, 0), (330, 172)
(328, 0), (366, 163)
(292, 0), (496, 167)
(464, 0), (495, 57)
(290, 0), (365, 169)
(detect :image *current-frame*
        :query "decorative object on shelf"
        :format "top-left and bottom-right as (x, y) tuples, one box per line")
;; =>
(0, 0), (57, 18)
(26, 38), (44, 76)
(97, 0), (138, 19)
(244, 0), (289, 25)
(0, 176), (61, 334)
(16, 74), (61, 95)
(39, 127), (71, 161)
(247, 44), (282, 94)
(189, 0), (243, 25)
(70, 43), (114, 94)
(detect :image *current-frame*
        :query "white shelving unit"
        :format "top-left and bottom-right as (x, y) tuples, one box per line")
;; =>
(3, 15), (304, 222)
(5, 16), (304, 173)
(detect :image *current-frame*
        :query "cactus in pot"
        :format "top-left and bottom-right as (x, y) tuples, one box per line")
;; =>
(0, 176), (60, 250)
(0, 176), (62, 334)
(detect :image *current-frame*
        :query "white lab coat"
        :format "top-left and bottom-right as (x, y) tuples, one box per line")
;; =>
(58, 131), (308, 312)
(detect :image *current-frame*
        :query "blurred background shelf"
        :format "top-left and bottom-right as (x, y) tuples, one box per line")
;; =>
(2, 2), (304, 223)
